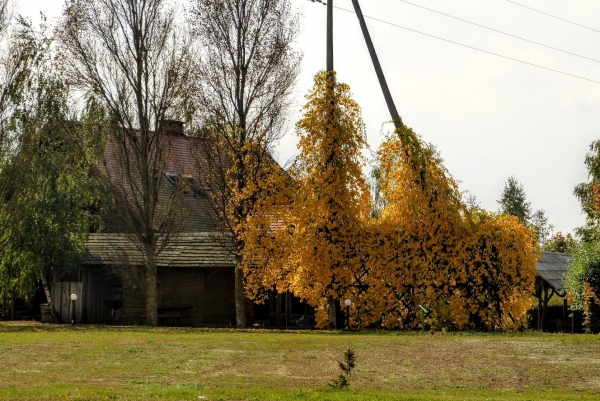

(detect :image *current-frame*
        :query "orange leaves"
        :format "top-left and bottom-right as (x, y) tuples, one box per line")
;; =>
(240, 72), (538, 331)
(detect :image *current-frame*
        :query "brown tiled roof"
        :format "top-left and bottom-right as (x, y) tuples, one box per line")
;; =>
(83, 233), (235, 267)
(98, 129), (222, 232)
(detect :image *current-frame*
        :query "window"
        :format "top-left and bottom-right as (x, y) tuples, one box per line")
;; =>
(164, 173), (210, 197)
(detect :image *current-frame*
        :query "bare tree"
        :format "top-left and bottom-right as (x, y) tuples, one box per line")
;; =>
(59, 0), (194, 326)
(191, 0), (301, 328)
(0, 0), (11, 36)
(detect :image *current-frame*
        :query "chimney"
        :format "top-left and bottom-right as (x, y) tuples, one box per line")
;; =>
(163, 119), (184, 135)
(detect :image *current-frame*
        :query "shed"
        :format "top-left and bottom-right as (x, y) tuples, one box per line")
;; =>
(535, 251), (572, 331)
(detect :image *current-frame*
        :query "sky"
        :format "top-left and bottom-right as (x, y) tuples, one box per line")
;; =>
(19, 0), (600, 235)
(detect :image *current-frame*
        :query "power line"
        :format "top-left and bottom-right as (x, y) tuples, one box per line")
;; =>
(332, 6), (600, 85)
(394, 0), (600, 64)
(506, 0), (600, 34)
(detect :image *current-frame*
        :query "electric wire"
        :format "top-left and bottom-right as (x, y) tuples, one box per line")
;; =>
(394, 0), (600, 63)
(505, 0), (600, 34)
(332, 5), (600, 85)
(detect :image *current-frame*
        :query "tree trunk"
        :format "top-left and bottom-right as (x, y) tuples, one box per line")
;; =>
(275, 292), (282, 327)
(234, 266), (246, 328)
(39, 273), (60, 323)
(328, 297), (337, 329)
(10, 289), (15, 320)
(145, 243), (158, 327)
(235, 263), (246, 328)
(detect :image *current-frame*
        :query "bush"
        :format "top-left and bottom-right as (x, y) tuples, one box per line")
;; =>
(565, 241), (600, 333)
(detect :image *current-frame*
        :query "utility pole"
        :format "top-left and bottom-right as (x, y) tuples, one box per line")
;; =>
(326, 0), (337, 330)
(327, 0), (333, 70)
(350, 0), (402, 129)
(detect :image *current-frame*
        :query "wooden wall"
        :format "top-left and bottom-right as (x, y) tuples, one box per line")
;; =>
(51, 282), (83, 323)
(203, 266), (235, 325)
(82, 267), (122, 323)
(53, 265), (236, 326)
(157, 267), (205, 326)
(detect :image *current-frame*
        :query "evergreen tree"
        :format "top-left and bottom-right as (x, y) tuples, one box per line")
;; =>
(497, 176), (531, 223)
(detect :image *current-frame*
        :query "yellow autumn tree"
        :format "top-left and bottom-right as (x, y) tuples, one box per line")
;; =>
(241, 71), (370, 328)
(242, 73), (538, 331)
(289, 71), (370, 328)
(355, 130), (539, 331)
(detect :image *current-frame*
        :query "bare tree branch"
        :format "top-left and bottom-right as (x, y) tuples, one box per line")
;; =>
(190, 0), (301, 327)
(59, 0), (194, 326)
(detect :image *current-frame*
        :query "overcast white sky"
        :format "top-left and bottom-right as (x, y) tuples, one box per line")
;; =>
(20, 0), (600, 235)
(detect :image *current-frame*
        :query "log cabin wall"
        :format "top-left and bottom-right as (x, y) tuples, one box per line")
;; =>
(121, 274), (146, 325)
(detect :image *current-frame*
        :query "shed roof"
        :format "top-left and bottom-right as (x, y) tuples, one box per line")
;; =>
(83, 233), (236, 268)
(536, 251), (572, 291)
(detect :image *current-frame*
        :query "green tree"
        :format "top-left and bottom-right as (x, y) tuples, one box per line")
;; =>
(497, 176), (531, 223)
(564, 241), (600, 332)
(574, 140), (600, 242)
(0, 69), (100, 312)
(530, 209), (554, 248)
(543, 232), (578, 253)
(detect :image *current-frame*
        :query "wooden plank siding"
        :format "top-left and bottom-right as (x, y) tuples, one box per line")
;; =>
(51, 281), (83, 323)
(64, 265), (236, 326)
(78, 232), (238, 326)
(204, 267), (235, 325)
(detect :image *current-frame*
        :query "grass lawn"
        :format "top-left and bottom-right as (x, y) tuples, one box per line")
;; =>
(1, 322), (600, 400)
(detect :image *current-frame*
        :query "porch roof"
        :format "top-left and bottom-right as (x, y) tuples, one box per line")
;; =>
(536, 251), (572, 291)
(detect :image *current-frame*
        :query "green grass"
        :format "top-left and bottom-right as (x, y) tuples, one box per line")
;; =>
(1, 322), (600, 400)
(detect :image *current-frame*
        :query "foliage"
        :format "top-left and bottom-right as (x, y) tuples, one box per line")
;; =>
(190, 0), (301, 328)
(564, 241), (600, 311)
(329, 374), (350, 390)
(0, 16), (46, 161)
(497, 176), (532, 223)
(497, 177), (554, 247)
(543, 232), (578, 253)
(243, 73), (538, 332)
(573, 140), (600, 242)
(330, 348), (356, 390)
(0, 70), (100, 301)
(530, 209), (554, 247)
(0, 0), (9, 35)
(338, 348), (356, 377)
(360, 134), (538, 331)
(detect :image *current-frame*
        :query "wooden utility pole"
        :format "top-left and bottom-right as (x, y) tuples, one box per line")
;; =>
(326, 0), (338, 330)
(350, 0), (402, 129)
(327, 0), (333, 70)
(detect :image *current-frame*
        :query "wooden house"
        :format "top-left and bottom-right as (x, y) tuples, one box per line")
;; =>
(50, 121), (243, 326)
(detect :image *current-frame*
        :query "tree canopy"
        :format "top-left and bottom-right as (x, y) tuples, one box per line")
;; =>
(498, 176), (531, 223)
(242, 73), (539, 331)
